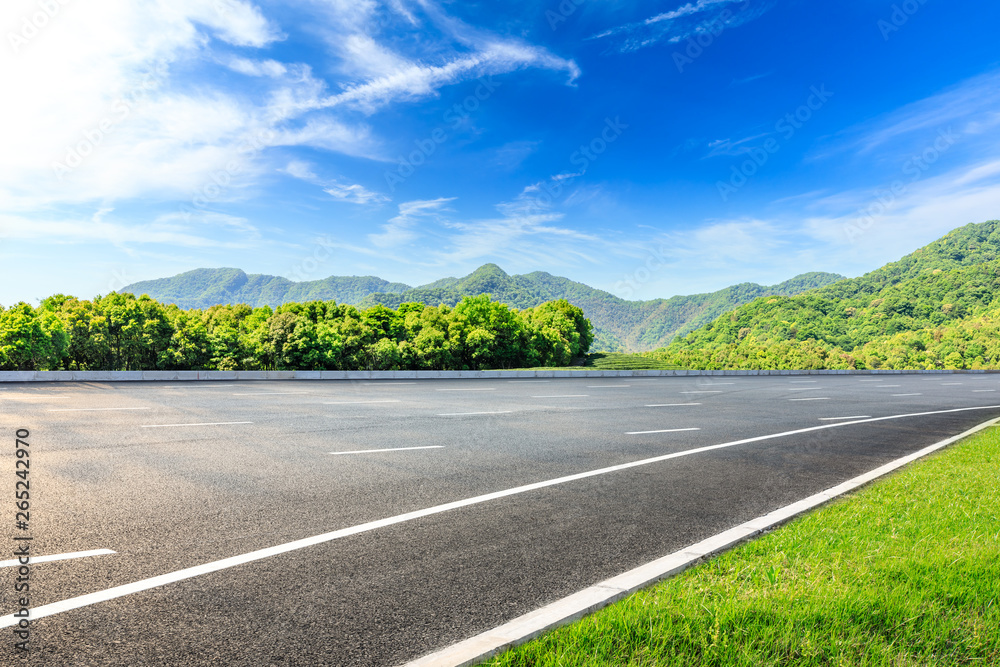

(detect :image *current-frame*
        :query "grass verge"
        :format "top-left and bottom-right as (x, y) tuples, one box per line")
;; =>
(482, 426), (1000, 666)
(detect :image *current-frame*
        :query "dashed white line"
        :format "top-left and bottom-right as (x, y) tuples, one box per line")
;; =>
(788, 388), (819, 391)
(7, 404), (999, 630)
(646, 403), (702, 407)
(627, 428), (701, 435)
(329, 446), (444, 456)
(435, 388), (496, 392)
(531, 395), (589, 398)
(818, 415), (872, 421)
(0, 549), (116, 568)
(323, 400), (401, 405)
(437, 411), (512, 416)
(790, 381), (817, 383)
(789, 397), (830, 401)
(857, 379), (886, 382)
(876, 385), (901, 388)
(47, 407), (151, 412)
(941, 382), (963, 385)
(893, 393), (922, 397)
(972, 389), (996, 393)
(141, 422), (253, 428)
(681, 391), (722, 394)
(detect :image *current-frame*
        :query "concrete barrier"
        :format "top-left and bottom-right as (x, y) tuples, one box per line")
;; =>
(1, 368), (999, 382)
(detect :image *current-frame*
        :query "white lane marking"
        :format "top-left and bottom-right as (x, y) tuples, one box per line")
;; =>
(9, 404), (999, 630)
(232, 392), (310, 396)
(857, 379), (886, 382)
(942, 383), (963, 385)
(788, 388), (819, 391)
(819, 415), (871, 421)
(330, 446), (444, 456)
(364, 382), (416, 385)
(404, 416), (1000, 667)
(876, 385), (901, 388)
(0, 395), (71, 400)
(508, 380), (550, 383)
(435, 388), (496, 392)
(973, 389), (996, 393)
(680, 391), (721, 394)
(0, 549), (116, 568)
(437, 411), (512, 416)
(789, 397), (830, 401)
(323, 400), (401, 405)
(586, 385), (631, 388)
(627, 428), (701, 435)
(47, 407), (150, 412)
(707, 382), (735, 385)
(646, 403), (701, 407)
(531, 395), (589, 398)
(141, 422), (253, 428)
(893, 393), (922, 397)
(790, 381), (817, 383)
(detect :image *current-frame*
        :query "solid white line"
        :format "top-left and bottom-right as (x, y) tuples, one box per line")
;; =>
(973, 389), (996, 393)
(627, 428), (701, 435)
(141, 422), (253, 428)
(646, 403), (701, 407)
(329, 446), (444, 455)
(0, 549), (115, 568)
(531, 395), (589, 398)
(789, 397), (830, 401)
(404, 415), (1000, 667)
(818, 415), (871, 421)
(435, 388), (496, 392)
(47, 407), (150, 412)
(7, 404), (998, 630)
(323, 400), (401, 405)
(437, 411), (512, 416)
(893, 393), (922, 397)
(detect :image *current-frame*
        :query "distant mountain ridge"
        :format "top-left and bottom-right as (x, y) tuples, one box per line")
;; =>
(121, 265), (845, 352)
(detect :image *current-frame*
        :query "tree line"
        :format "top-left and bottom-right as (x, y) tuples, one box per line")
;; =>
(0, 293), (593, 372)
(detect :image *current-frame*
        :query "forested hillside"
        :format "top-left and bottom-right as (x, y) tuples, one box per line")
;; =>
(647, 220), (1000, 370)
(121, 268), (411, 310)
(358, 264), (844, 351)
(123, 264), (844, 352)
(0, 293), (591, 372)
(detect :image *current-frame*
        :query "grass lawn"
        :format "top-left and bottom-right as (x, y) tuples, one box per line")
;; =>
(482, 426), (1000, 666)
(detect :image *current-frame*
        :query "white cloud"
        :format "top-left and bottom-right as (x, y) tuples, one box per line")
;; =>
(228, 57), (288, 78)
(369, 197), (454, 247)
(324, 182), (388, 205)
(592, 0), (773, 53)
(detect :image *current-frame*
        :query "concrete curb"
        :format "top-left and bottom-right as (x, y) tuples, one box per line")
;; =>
(401, 416), (1000, 667)
(2, 369), (998, 382)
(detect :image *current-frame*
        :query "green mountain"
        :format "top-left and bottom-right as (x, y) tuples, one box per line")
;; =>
(120, 268), (411, 310)
(649, 220), (1000, 369)
(122, 264), (843, 353)
(356, 264), (845, 351)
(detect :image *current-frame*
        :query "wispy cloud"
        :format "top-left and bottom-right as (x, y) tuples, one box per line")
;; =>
(592, 0), (772, 53)
(368, 197), (455, 247)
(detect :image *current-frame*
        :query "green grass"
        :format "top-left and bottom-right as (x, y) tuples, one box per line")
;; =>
(582, 353), (682, 370)
(482, 427), (1000, 666)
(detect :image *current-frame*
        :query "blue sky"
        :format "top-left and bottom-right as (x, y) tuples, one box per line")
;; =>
(2, 0), (1000, 305)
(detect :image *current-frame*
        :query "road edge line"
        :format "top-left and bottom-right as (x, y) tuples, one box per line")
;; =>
(400, 416), (1000, 667)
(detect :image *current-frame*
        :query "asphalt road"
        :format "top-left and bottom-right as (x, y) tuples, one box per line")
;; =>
(2, 374), (999, 665)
